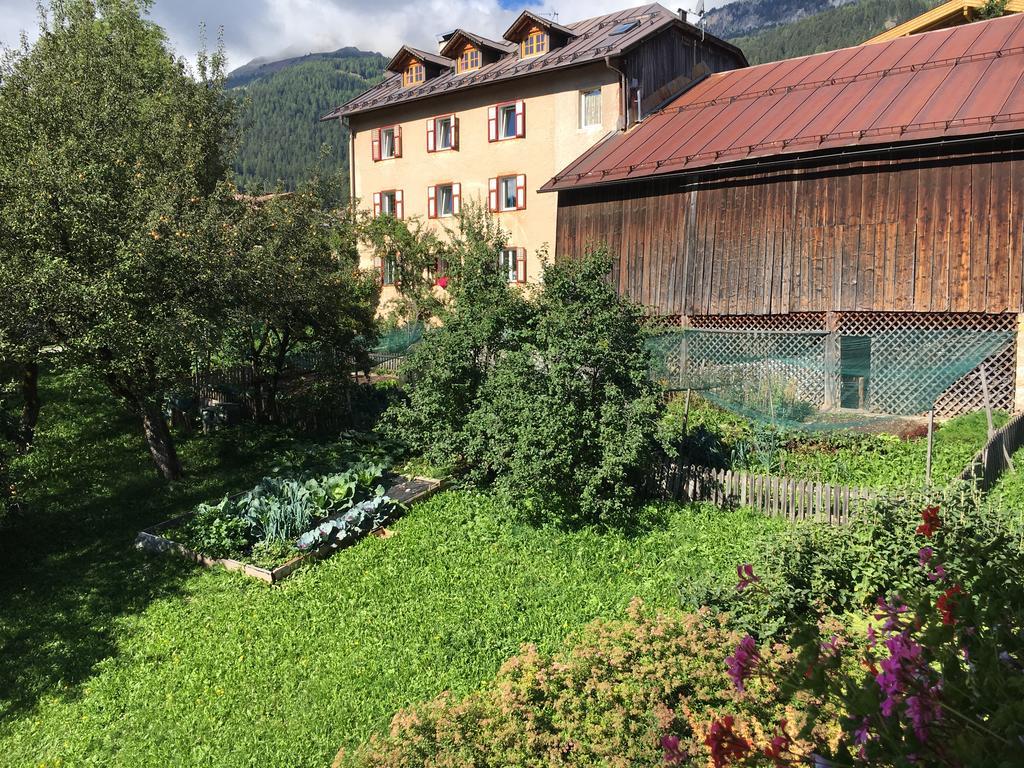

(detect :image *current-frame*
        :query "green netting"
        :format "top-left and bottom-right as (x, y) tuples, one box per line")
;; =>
(646, 326), (1015, 431)
(372, 323), (424, 355)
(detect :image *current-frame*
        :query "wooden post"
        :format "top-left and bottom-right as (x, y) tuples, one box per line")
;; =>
(980, 365), (995, 439)
(925, 408), (935, 486)
(683, 388), (691, 436)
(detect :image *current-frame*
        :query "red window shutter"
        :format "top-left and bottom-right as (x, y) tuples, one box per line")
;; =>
(452, 182), (461, 214)
(488, 177), (498, 212)
(394, 125), (402, 158)
(427, 185), (437, 219)
(451, 115), (459, 150)
(372, 191), (381, 216)
(373, 256), (384, 284)
(514, 100), (525, 138)
(371, 128), (381, 161)
(395, 190), (404, 220)
(487, 105), (498, 142)
(426, 119), (435, 152)
(515, 174), (526, 210)
(516, 248), (527, 284)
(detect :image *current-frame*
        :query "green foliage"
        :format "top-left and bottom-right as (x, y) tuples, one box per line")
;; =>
(359, 213), (446, 323)
(343, 602), (837, 768)
(230, 51), (386, 196)
(690, 483), (1024, 639)
(225, 177), (379, 424)
(466, 248), (665, 527)
(717, 495), (1024, 766)
(977, 0), (1009, 19)
(0, 372), (783, 766)
(169, 460), (392, 564)
(384, 207), (531, 474)
(0, 0), (238, 479)
(660, 395), (999, 489)
(730, 0), (936, 63)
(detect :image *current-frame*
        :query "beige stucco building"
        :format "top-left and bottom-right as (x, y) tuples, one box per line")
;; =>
(323, 3), (745, 307)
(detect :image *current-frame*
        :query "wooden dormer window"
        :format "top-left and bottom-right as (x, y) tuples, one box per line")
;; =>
(521, 28), (548, 58)
(456, 45), (481, 74)
(403, 62), (425, 87)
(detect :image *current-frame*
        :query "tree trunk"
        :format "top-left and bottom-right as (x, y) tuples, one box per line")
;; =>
(267, 328), (291, 424)
(142, 401), (183, 481)
(17, 361), (40, 453)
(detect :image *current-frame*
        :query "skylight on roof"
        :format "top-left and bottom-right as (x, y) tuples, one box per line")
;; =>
(609, 20), (639, 35)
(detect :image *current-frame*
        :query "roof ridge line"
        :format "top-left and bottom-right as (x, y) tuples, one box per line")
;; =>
(660, 45), (1024, 118)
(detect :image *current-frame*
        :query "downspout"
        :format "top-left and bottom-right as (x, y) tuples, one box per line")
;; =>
(343, 116), (356, 204)
(604, 55), (629, 130)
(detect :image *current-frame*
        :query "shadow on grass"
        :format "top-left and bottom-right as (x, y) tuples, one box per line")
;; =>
(0, 371), (313, 723)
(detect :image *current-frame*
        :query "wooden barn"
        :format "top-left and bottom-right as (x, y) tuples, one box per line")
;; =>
(542, 14), (1024, 417)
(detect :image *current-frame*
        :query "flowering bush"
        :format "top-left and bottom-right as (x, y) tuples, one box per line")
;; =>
(697, 495), (1024, 766)
(684, 484), (1023, 639)
(339, 601), (839, 768)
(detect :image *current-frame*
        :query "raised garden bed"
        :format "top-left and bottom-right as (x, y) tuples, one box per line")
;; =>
(135, 475), (446, 583)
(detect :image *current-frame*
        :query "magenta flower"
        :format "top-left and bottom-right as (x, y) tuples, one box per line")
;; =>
(726, 634), (760, 692)
(874, 596), (909, 632)
(660, 734), (688, 764)
(736, 563), (760, 591)
(918, 546), (933, 567)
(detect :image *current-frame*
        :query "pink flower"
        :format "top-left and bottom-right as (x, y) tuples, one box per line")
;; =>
(726, 634), (759, 692)
(435, 275), (449, 289)
(762, 720), (791, 766)
(661, 734), (688, 764)
(736, 563), (760, 591)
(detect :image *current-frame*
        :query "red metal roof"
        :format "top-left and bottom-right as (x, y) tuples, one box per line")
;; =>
(542, 14), (1024, 192)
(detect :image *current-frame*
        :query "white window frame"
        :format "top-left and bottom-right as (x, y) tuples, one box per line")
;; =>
(498, 104), (517, 140)
(437, 183), (455, 217)
(498, 176), (518, 212)
(499, 248), (518, 283)
(435, 116), (453, 150)
(380, 190), (397, 216)
(579, 88), (602, 129)
(380, 126), (397, 159)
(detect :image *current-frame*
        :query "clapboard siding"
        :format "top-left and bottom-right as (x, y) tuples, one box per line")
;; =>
(554, 139), (1024, 316)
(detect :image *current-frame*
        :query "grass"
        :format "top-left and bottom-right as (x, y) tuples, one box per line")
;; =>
(0, 373), (781, 767)
(664, 395), (1003, 490)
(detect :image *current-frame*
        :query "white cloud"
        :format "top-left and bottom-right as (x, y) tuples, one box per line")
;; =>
(0, 0), (723, 70)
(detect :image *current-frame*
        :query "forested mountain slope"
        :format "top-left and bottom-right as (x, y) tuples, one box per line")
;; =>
(727, 0), (938, 63)
(228, 50), (386, 196)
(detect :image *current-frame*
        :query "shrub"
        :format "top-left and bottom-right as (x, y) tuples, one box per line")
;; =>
(387, 217), (664, 527)
(687, 484), (1020, 640)
(465, 249), (664, 527)
(709, 496), (1024, 766)
(384, 207), (531, 474)
(340, 601), (838, 768)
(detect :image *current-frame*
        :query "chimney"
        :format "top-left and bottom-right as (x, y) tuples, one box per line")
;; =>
(436, 31), (455, 53)
(678, 7), (687, 22)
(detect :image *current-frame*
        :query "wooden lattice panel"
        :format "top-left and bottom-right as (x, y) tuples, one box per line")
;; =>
(837, 313), (1016, 417)
(646, 311), (1017, 417)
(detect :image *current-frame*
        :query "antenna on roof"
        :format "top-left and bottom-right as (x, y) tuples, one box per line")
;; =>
(694, 0), (705, 40)
(548, 11), (559, 22)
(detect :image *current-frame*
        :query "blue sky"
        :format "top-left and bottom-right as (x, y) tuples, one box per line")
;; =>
(0, 0), (719, 70)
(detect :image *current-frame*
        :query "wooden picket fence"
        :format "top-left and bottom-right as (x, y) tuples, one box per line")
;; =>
(370, 352), (405, 375)
(957, 410), (1024, 491)
(652, 463), (880, 525)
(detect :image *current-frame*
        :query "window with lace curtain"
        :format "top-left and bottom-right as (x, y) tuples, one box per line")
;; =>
(579, 88), (601, 128)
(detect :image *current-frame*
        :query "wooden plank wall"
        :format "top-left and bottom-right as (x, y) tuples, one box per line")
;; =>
(623, 27), (745, 119)
(554, 143), (1024, 316)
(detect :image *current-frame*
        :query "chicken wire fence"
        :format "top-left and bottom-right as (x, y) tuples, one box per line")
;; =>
(646, 312), (1017, 429)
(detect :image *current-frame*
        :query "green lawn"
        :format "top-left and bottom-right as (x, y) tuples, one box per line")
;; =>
(0, 375), (781, 767)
